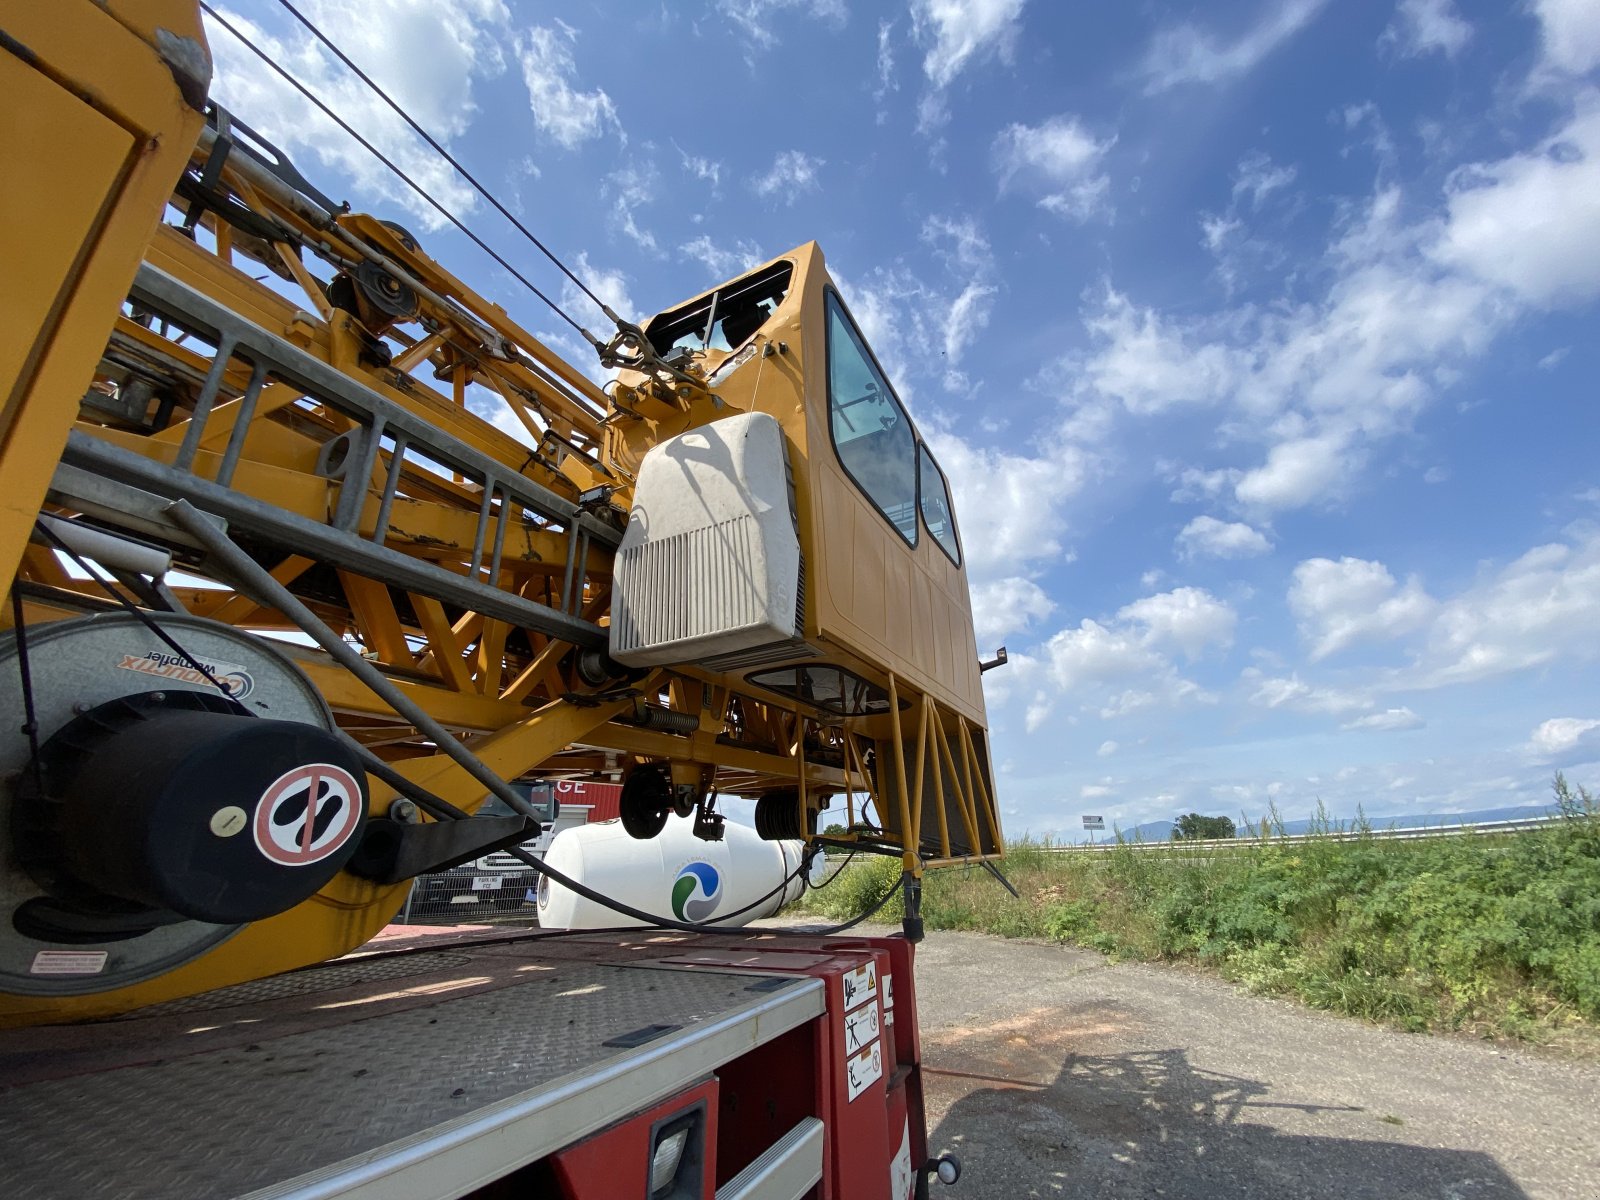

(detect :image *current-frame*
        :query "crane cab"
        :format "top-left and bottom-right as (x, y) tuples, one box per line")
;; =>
(607, 245), (1001, 863)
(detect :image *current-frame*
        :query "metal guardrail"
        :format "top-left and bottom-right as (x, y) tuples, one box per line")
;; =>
(1044, 814), (1565, 853)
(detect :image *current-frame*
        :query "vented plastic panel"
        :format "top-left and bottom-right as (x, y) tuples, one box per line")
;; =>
(610, 413), (804, 668)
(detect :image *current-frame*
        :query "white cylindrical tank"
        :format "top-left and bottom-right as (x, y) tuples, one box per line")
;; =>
(536, 818), (809, 929)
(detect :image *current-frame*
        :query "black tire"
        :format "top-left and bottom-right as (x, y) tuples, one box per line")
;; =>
(754, 789), (803, 840)
(620, 765), (671, 840)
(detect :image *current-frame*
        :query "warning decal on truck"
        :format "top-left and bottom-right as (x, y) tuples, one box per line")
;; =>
(841, 961), (877, 1012)
(843, 999), (881, 1057)
(845, 1037), (884, 1101)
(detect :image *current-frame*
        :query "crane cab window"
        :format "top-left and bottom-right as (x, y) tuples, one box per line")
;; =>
(646, 261), (793, 357)
(825, 290), (917, 545)
(918, 444), (961, 565)
(746, 665), (900, 715)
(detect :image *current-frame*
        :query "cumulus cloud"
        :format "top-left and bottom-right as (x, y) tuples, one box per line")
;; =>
(1527, 717), (1600, 757)
(1039, 588), (1233, 719)
(1413, 531), (1600, 687)
(1432, 95), (1600, 308)
(1177, 516), (1272, 560)
(1067, 101), (1600, 515)
(205, 0), (509, 229)
(751, 150), (824, 201)
(1531, 0), (1600, 75)
(1118, 587), (1238, 659)
(970, 576), (1055, 647)
(1139, 0), (1330, 94)
(1098, 740), (1119, 757)
(1382, 0), (1472, 58)
(993, 116), (1114, 221)
(1289, 556), (1436, 660)
(515, 21), (621, 149)
(924, 429), (1089, 580)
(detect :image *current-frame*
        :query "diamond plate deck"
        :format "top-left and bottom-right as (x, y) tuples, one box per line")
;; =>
(0, 935), (824, 1200)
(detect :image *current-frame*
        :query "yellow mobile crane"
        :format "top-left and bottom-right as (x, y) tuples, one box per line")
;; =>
(0, 4), (999, 1196)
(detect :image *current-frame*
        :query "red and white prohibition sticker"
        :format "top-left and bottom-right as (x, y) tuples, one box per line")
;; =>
(252, 763), (363, 867)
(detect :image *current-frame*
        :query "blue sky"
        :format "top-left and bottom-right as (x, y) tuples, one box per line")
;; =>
(204, 0), (1600, 838)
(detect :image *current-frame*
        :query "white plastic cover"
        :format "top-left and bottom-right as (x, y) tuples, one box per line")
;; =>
(608, 412), (801, 668)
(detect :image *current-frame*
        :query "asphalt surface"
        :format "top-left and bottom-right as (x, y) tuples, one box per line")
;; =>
(901, 929), (1599, 1200)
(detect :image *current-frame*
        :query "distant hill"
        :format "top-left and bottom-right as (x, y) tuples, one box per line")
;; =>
(1117, 802), (1563, 843)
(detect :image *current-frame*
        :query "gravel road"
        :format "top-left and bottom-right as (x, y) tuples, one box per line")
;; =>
(903, 930), (1599, 1200)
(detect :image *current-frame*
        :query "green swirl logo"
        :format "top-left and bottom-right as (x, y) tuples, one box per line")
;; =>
(671, 861), (721, 922)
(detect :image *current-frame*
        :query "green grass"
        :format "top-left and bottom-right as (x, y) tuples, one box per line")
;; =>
(796, 776), (1600, 1047)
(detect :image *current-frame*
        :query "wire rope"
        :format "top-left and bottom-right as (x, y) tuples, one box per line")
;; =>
(198, 3), (597, 342)
(271, 0), (616, 321)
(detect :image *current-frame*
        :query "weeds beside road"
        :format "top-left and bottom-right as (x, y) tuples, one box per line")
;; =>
(800, 776), (1600, 1048)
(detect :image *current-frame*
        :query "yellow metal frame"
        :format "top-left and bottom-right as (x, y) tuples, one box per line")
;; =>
(0, 0), (1003, 1023)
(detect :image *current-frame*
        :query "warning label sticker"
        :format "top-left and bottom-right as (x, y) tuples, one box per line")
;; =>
(841, 961), (878, 1013)
(844, 999), (881, 1058)
(846, 1038), (884, 1102)
(30, 950), (108, 976)
(253, 763), (362, 867)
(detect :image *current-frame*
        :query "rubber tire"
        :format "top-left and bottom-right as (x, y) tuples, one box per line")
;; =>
(619, 765), (671, 840)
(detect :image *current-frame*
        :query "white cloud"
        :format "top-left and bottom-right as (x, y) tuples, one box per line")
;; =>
(875, 19), (899, 106)
(993, 116), (1115, 221)
(1080, 291), (1241, 414)
(970, 576), (1055, 647)
(604, 165), (659, 254)
(1118, 587), (1237, 659)
(1382, 0), (1472, 58)
(1289, 556), (1436, 660)
(1342, 707), (1426, 732)
(1176, 516), (1273, 561)
(924, 430), (1088, 581)
(921, 213), (994, 275)
(678, 236), (765, 281)
(1432, 96), (1600, 308)
(1039, 588), (1231, 720)
(1139, 0), (1330, 94)
(1081, 784), (1114, 799)
(717, 0), (847, 49)
(1528, 717), (1600, 757)
(1244, 670), (1372, 716)
(1233, 151), (1297, 208)
(675, 145), (722, 191)
(560, 252), (634, 328)
(1414, 531), (1600, 687)
(205, 1), (509, 229)
(1532, 0), (1600, 75)
(514, 22), (620, 149)
(1098, 740), (1119, 757)
(1234, 434), (1353, 510)
(911, 0), (1027, 89)
(1538, 346), (1571, 370)
(751, 150), (824, 201)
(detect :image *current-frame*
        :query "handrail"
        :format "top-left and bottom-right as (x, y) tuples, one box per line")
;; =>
(1043, 814), (1566, 852)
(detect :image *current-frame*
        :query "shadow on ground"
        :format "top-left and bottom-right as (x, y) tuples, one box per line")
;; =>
(925, 1040), (1525, 1199)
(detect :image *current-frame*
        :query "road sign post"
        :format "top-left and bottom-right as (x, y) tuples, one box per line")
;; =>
(1082, 814), (1105, 846)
